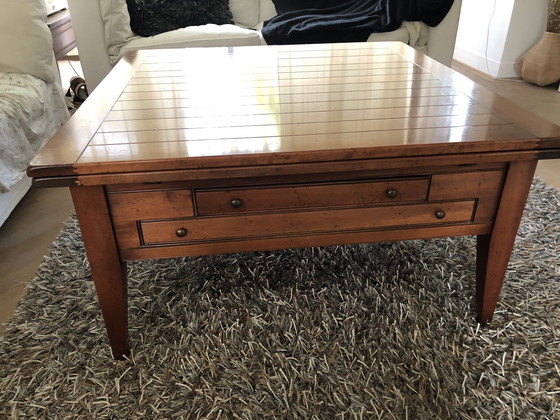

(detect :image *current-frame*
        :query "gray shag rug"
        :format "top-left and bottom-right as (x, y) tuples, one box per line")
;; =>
(1, 180), (559, 419)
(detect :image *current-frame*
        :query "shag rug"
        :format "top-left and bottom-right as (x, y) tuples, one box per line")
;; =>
(1, 180), (559, 419)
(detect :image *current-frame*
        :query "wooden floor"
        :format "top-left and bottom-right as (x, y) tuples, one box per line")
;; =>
(0, 55), (559, 330)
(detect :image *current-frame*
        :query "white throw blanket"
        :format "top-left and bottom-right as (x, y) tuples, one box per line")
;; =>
(0, 72), (68, 192)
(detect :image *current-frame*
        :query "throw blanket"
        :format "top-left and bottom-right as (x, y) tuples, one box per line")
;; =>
(0, 73), (68, 191)
(262, 0), (454, 45)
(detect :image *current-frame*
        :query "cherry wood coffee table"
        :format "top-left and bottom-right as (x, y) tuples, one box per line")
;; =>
(29, 42), (560, 359)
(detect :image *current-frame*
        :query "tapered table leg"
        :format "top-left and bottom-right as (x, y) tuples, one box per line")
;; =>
(71, 186), (129, 359)
(475, 160), (537, 324)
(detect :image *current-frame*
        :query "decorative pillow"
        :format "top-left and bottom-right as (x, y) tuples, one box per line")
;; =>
(0, 0), (56, 84)
(229, 0), (259, 28)
(100, 0), (138, 64)
(259, 0), (278, 22)
(126, 0), (234, 37)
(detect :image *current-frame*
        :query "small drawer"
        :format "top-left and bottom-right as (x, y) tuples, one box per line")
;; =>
(430, 170), (504, 224)
(140, 200), (475, 245)
(195, 178), (429, 215)
(429, 170), (503, 200)
(108, 189), (194, 220)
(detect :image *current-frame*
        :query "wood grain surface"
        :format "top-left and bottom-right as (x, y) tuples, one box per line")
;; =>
(29, 42), (560, 181)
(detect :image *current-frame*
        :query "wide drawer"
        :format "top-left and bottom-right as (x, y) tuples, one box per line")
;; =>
(195, 178), (429, 215)
(140, 200), (475, 245)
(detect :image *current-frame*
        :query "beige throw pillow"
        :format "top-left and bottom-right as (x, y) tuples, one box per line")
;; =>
(229, 0), (260, 28)
(0, 0), (56, 83)
(99, 0), (138, 65)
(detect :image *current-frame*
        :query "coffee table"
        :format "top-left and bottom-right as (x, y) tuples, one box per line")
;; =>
(29, 42), (560, 359)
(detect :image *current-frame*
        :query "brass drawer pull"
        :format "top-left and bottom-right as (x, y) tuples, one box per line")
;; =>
(231, 198), (243, 209)
(435, 210), (446, 220)
(386, 189), (398, 199)
(175, 228), (188, 238)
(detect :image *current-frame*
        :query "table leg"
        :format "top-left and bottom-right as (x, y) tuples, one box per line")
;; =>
(475, 160), (537, 324)
(70, 186), (129, 359)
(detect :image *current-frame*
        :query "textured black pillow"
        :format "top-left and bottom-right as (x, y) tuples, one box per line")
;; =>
(126, 0), (234, 37)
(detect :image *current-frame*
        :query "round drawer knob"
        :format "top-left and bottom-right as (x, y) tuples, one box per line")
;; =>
(386, 189), (398, 199)
(435, 210), (446, 220)
(175, 228), (188, 238)
(231, 199), (243, 209)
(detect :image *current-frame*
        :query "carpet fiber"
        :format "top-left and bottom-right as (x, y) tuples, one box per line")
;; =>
(1, 180), (559, 418)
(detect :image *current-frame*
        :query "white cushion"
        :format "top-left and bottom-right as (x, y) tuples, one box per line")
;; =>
(229, 0), (259, 28)
(99, 0), (138, 64)
(121, 24), (262, 57)
(259, 0), (278, 22)
(0, 0), (56, 83)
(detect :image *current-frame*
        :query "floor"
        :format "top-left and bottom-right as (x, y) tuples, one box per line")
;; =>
(0, 55), (559, 330)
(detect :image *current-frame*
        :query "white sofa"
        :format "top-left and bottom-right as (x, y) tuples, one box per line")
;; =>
(0, 0), (69, 226)
(68, 0), (462, 92)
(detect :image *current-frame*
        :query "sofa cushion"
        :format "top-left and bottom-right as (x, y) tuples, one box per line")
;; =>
(100, 0), (138, 63)
(126, 0), (234, 37)
(230, 0), (259, 28)
(259, 0), (278, 22)
(120, 24), (263, 57)
(0, 0), (56, 84)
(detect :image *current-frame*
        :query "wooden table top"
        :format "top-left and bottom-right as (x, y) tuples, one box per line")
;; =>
(29, 42), (560, 180)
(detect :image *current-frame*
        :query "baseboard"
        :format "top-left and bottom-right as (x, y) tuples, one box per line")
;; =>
(452, 59), (496, 82)
(452, 52), (522, 80)
(453, 47), (499, 78)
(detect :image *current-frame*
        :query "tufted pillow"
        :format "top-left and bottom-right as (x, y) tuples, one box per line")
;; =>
(260, 0), (278, 22)
(100, 0), (138, 64)
(126, 0), (234, 37)
(0, 0), (56, 84)
(229, 0), (259, 28)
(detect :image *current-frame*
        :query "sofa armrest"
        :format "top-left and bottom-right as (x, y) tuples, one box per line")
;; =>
(427, 0), (462, 66)
(67, 0), (113, 90)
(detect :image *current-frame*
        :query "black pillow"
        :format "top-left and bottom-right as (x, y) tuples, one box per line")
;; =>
(126, 0), (234, 37)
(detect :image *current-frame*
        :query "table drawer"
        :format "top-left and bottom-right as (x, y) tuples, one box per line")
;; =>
(140, 200), (475, 245)
(108, 189), (194, 220)
(195, 178), (429, 215)
(430, 170), (504, 223)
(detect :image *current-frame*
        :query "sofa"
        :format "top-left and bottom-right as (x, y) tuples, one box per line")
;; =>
(68, 0), (462, 92)
(0, 0), (69, 226)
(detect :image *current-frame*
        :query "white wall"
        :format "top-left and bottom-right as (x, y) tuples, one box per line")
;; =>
(453, 0), (548, 78)
(499, 1), (549, 77)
